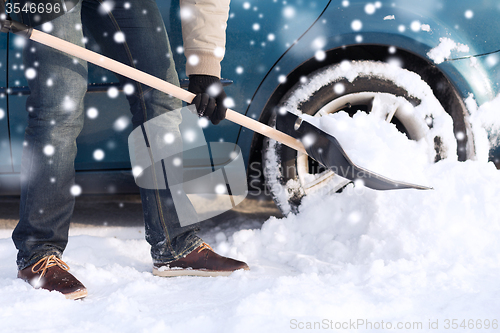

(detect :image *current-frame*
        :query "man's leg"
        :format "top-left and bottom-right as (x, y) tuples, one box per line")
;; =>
(80, 0), (202, 263)
(12, 2), (88, 299)
(81, 0), (248, 275)
(13, 1), (88, 271)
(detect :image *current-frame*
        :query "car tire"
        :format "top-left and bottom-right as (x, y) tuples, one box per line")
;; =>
(262, 60), (473, 214)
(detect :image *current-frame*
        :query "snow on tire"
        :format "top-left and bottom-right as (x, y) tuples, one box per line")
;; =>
(262, 60), (470, 214)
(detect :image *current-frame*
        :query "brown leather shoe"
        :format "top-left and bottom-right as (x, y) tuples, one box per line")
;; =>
(153, 243), (249, 277)
(18, 255), (87, 300)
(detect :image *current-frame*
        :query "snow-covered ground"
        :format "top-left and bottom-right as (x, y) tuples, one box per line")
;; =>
(1, 98), (500, 332)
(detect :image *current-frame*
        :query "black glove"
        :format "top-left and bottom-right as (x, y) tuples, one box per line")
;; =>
(188, 75), (227, 125)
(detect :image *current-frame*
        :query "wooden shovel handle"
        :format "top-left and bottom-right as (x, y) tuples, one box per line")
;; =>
(30, 29), (307, 154)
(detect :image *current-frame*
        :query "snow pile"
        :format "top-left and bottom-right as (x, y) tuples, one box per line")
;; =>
(427, 37), (470, 64)
(466, 94), (500, 162)
(300, 111), (430, 184)
(1, 106), (500, 331)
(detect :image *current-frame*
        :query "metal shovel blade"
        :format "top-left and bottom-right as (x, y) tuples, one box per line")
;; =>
(276, 111), (432, 191)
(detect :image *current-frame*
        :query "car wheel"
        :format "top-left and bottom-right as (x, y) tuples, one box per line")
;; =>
(262, 60), (473, 214)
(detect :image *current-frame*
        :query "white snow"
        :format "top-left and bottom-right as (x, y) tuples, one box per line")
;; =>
(93, 149), (105, 161)
(41, 22), (54, 33)
(113, 32), (126, 44)
(43, 144), (55, 156)
(282, 6), (296, 19)
(70, 185), (82, 196)
(25, 68), (37, 80)
(410, 21), (421, 32)
(427, 38), (470, 64)
(466, 94), (500, 162)
(113, 116), (130, 131)
(351, 19), (362, 31)
(365, 3), (376, 15)
(123, 83), (135, 95)
(464, 10), (474, 19)
(86, 107), (99, 119)
(2, 129), (500, 332)
(2, 72), (500, 331)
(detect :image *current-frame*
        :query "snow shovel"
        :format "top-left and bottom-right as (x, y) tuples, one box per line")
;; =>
(0, 15), (431, 191)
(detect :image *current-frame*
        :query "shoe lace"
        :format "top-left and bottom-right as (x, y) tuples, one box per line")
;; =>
(31, 255), (70, 279)
(197, 243), (214, 253)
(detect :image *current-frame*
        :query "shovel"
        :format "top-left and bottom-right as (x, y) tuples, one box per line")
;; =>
(0, 15), (431, 191)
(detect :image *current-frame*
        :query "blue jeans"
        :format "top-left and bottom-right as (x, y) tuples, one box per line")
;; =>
(12, 0), (202, 270)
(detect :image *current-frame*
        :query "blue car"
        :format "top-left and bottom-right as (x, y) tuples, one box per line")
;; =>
(1, 0), (499, 213)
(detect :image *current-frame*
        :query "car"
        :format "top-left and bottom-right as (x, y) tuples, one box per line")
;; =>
(1, 0), (499, 214)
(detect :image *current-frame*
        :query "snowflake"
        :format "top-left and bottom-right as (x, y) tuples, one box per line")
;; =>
(188, 55), (199, 66)
(63, 96), (76, 111)
(93, 149), (105, 161)
(223, 97), (235, 108)
(214, 47), (225, 57)
(123, 83), (135, 95)
(107, 87), (119, 98)
(164, 133), (175, 144)
(42, 22), (53, 33)
(283, 6), (295, 18)
(208, 83), (222, 97)
(198, 117), (209, 128)
(113, 116), (129, 131)
(172, 157), (182, 167)
(14, 37), (26, 48)
(410, 21), (421, 32)
(334, 83), (345, 94)
(351, 20), (362, 31)
(315, 50), (326, 61)
(215, 184), (226, 194)
(180, 7), (192, 20)
(183, 130), (196, 143)
(132, 166), (143, 177)
(43, 145), (55, 156)
(455, 131), (465, 140)
(114, 32), (126, 43)
(365, 3), (375, 15)
(99, 1), (115, 14)
(302, 134), (316, 148)
(311, 36), (326, 50)
(70, 184), (82, 196)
